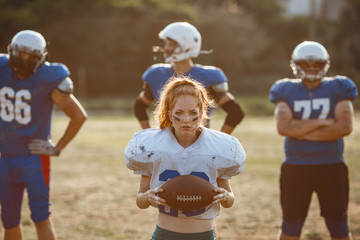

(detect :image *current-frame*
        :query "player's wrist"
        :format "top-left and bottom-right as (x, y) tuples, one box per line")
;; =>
(28, 138), (61, 156)
(222, 191), (234, 208)
(53, 146), (61, 156)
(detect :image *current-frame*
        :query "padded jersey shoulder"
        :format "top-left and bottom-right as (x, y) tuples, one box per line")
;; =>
(269, 78), (302, 103)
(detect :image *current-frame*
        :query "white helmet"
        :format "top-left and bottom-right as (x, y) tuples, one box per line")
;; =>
(158, 22), (201, 63)
(8, 30), (48, 77)
(290, 41), (330, 81)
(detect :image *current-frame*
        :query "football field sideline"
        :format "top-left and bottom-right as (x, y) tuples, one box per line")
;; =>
(2, 114), (359, 240)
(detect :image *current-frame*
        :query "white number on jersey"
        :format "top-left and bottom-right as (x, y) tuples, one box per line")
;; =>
(0, 87), (31, 124)
(294, 98), (330, 120)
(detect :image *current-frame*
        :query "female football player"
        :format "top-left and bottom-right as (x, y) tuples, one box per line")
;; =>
(125, 76), (246, 240)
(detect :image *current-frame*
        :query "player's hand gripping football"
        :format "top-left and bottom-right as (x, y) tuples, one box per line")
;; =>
(149, 187), (166, 207)
(212, 187), (231, 204)
(28, 139), (60, 156)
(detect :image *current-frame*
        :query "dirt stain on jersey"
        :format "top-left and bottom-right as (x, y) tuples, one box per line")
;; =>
(147, 151), (154, 158)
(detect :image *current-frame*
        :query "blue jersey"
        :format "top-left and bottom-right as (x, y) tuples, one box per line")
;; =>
(269, 76), (358, 165)
(0, 54), (69, 155)
(142, 63), (228, 100)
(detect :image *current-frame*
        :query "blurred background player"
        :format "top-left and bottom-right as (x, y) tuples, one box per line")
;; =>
(134, 22), (244, 134)
(269, 41), (358, 240)
(0, 30), (87, 240)
(126, 76), (246, 240)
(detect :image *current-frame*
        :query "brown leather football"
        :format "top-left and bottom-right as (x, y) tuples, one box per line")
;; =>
(158, 175), (216, 212)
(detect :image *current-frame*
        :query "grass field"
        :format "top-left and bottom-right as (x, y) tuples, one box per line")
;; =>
(1, 112), (359, 240)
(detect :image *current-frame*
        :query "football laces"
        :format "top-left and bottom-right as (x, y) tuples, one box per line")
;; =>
(176, 195), (202, 202)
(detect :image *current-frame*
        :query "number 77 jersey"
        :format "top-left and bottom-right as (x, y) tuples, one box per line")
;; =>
(269, 76), (358, 165)
(0, 54), (69, 155)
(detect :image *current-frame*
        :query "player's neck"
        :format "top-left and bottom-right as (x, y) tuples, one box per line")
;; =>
(175, 135), (198, 148)
(171, 127), (201, 149)
(301, 78), (323, 89)
(172, 59), (194, 75)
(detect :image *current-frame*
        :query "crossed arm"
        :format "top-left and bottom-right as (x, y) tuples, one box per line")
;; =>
(274, 100), (354, 141)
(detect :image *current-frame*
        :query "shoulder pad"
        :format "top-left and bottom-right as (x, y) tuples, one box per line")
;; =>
(269, 78), (294, 103)
(192, 64), (228, 87)
(151, 63), (172, 68)
(211, 82), (228, 92)
(0, 54), (9, 68)
(142, 63), (171, 81)
(275, 78), (301, 84)
(200, 65), (219, 71)
(144, 63), (171, 75)
(200, 128), (246, 177)
(45, 62), (70, 73)
(43, 62), (70, 81)
(333, 76), (358, 101)
(125, 128), (162, 175)
(57, 77), (74, 94)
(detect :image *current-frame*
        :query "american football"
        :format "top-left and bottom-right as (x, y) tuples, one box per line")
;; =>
(157, 175), (216, 212)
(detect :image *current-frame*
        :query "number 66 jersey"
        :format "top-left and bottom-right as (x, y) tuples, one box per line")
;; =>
(269, 76), (358, 165)
(0, 54), (69, 155)
(125, 126), (246, 220)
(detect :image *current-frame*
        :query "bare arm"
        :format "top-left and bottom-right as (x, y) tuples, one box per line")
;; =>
(274, 101), (333, 138)
(214, 178), (235, 208)
(139, 120), (151, 129)
(136, 175), (165, 209)
(301, 100), (354, 141)
(136, 175), (151, 209)
(51, 89), (87, 151)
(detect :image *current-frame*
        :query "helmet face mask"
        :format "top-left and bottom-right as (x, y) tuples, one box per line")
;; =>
(9, 51), (41, 78)
(8, 30), (47, 78)
(163, 38), (180, 59)
(290, 41), (330, 82)
(158, 22), (201, 63)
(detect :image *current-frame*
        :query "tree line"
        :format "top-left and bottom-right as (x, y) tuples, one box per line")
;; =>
(0, 0), (359, 98)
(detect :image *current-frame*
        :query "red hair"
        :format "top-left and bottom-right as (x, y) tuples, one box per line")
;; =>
(154, 76), (214, 129)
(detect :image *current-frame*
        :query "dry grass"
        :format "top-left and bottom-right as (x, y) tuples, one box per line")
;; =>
(1, 113), (359, 240)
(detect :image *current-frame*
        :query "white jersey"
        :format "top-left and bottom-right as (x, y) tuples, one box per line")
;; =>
(125, 126), (246, 220)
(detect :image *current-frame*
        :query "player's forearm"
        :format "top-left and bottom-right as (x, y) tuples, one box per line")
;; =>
(139, 120), (151, 129)
(299, 101), (354, 141)
(275, 102), (325, 138)
(220, 124), (235, 134)
(56, 113), (87, 150)
(216, 179), (235, 208)
(52, 92), (87, 151)
(136, 191), (151, 209)
(221, 191), (235, 208)
(301, 121), (353, 141)
(277, 119), (333, 138)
